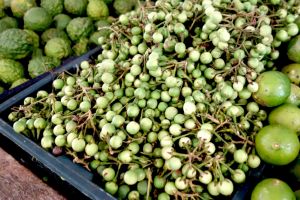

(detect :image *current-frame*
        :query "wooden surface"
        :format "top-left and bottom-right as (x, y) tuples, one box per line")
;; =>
(0, 147), (66, 200)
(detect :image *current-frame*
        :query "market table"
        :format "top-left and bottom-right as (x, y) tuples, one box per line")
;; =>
(0, 147), (66, 200)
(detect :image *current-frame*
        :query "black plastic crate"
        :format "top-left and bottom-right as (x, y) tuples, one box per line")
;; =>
(0, 133), (91, 200)
(0, 46), (268, 200)
(0, 119), (115, 200)
(0, 47), (116, 200)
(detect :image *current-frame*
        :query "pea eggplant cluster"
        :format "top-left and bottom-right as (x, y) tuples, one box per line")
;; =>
(8, 0), (300, 199)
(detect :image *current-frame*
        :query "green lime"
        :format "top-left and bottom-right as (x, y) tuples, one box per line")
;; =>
(255, 124), (299, 165)
(285, 84), (300, 106)
(268, 104), (300, 134)
(282, 63), (300, 85)
(287, 35), (300, 63)
(253, 71), (291, 107)
(251, 178), (296, 200)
